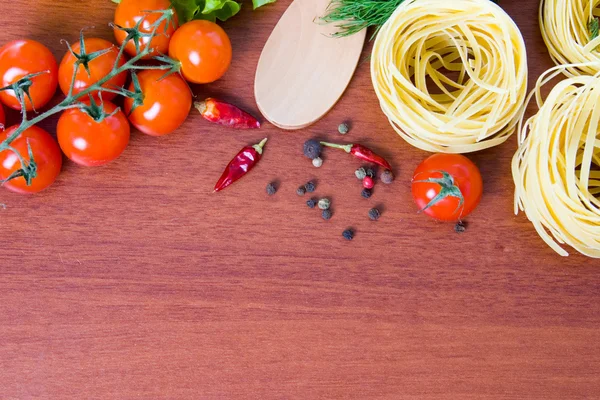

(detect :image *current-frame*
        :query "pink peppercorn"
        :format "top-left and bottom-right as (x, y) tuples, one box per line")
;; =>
(362, 176), (374, 189)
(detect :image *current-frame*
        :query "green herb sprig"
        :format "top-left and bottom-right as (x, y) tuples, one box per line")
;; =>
(321, 0), (499, 39)
(320, 0), (404, 38)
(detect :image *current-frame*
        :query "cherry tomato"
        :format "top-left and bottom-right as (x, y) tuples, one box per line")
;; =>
(123, 69), (191, 136)
(57, 101), (130, 167)
(58, 38), (127, 101)
(0, 125), (62, 194)
(168, 20), (232, 84)
(0, 40), (58, 111)
(114, 0), (178, 59)
(411, 154), (483, 222)
(0, 104), (5, 130)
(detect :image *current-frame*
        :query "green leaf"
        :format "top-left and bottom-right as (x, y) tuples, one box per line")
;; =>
(169, 0), (263, 23)
(111, 0), (121, 3)
(202, 0), (228, 14)
(211, 1), (241, 21)
(252, 0), (276, 9)
(170, 0), (202, 22)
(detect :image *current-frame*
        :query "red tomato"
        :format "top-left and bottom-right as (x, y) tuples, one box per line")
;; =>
(0, 104), (5, 130)
(57, 101), (130, 167)
(0, 40), (58, 111)
(168, 20), (232, 84)
(123, 69), (191, 136)
(411, 154), (483, 222)
(58, 38), (127, 101)
(114, 0), (178, 59)
(0, 125), (62, 194)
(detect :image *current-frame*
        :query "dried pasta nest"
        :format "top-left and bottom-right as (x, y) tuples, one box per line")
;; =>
(371, 0), (528, 153)
(540, 0), (600, 77)
(513, 69), (600, 257)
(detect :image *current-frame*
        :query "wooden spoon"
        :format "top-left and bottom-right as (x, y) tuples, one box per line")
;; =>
(254, 0), (366, 130)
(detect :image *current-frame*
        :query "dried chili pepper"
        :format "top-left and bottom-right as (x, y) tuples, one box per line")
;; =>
(320, 141), (392, 171)
(214, 138), (267, 192)
(195, 98), (260, 129)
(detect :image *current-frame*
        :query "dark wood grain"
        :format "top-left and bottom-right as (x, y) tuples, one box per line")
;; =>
(0, 0), (599, 398)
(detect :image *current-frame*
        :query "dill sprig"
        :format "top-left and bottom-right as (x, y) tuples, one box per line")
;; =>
(320, 0), (404, 38)
(321, 0), (499, 38)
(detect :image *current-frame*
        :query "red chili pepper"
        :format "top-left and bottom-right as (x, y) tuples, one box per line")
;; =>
(195, 98), (260, 129)
(214, 138), (267, 193)
(320, 142), (392, 171)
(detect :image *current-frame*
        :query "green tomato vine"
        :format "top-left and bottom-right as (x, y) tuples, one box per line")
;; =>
(0, 8), (179, 187)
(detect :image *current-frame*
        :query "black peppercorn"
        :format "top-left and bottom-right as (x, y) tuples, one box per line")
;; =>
(366, 168), (375, 178)
(361, 188), (372, 199)
(297, 186), (306, 196)
(304, 181), (316, 193)
(454, 221), (467, 233)
(303, 139), (322, 160)
(322, 209), (332, 220)
(368, 208), (380, 221)
(342, 229), (354, 240)
(306, 199), (317, 208)
(266, 182), (277, 195)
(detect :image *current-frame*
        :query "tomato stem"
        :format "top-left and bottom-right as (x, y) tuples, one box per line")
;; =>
(0, 9), (178, 185)
(320, 141), (353, 153)
(412, 170), (465, 217)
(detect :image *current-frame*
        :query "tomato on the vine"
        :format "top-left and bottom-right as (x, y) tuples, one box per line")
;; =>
(123, 69), (191, 136)
(168, 20), (232, 84)
(57, 101), (130, 167)
(0, 40), (58, 111)
(411, 153), (483, 222)
(0, 125), (62, 194)
(58, 38), (127, 101)
(114, 0), (178, 59)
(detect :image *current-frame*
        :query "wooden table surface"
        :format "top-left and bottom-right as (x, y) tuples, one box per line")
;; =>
(1, 0), (599, 398)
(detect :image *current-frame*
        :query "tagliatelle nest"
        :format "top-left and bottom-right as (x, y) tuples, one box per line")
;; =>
(512, 67), (600, 257)
(371, 0), (528, 153)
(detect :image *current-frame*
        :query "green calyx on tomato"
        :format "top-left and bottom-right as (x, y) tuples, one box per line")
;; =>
(123, 69), (192, 136)
(413, 170), (464, 216)
(57, 100), (130, 167)
(63, 31), (114, 88)
(113, 8), (177, 56)
(79, 97), (121, 123)
(1, 139), (37, 186)
(0, 70), (50, 113)
(411, 154), (483, 222)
